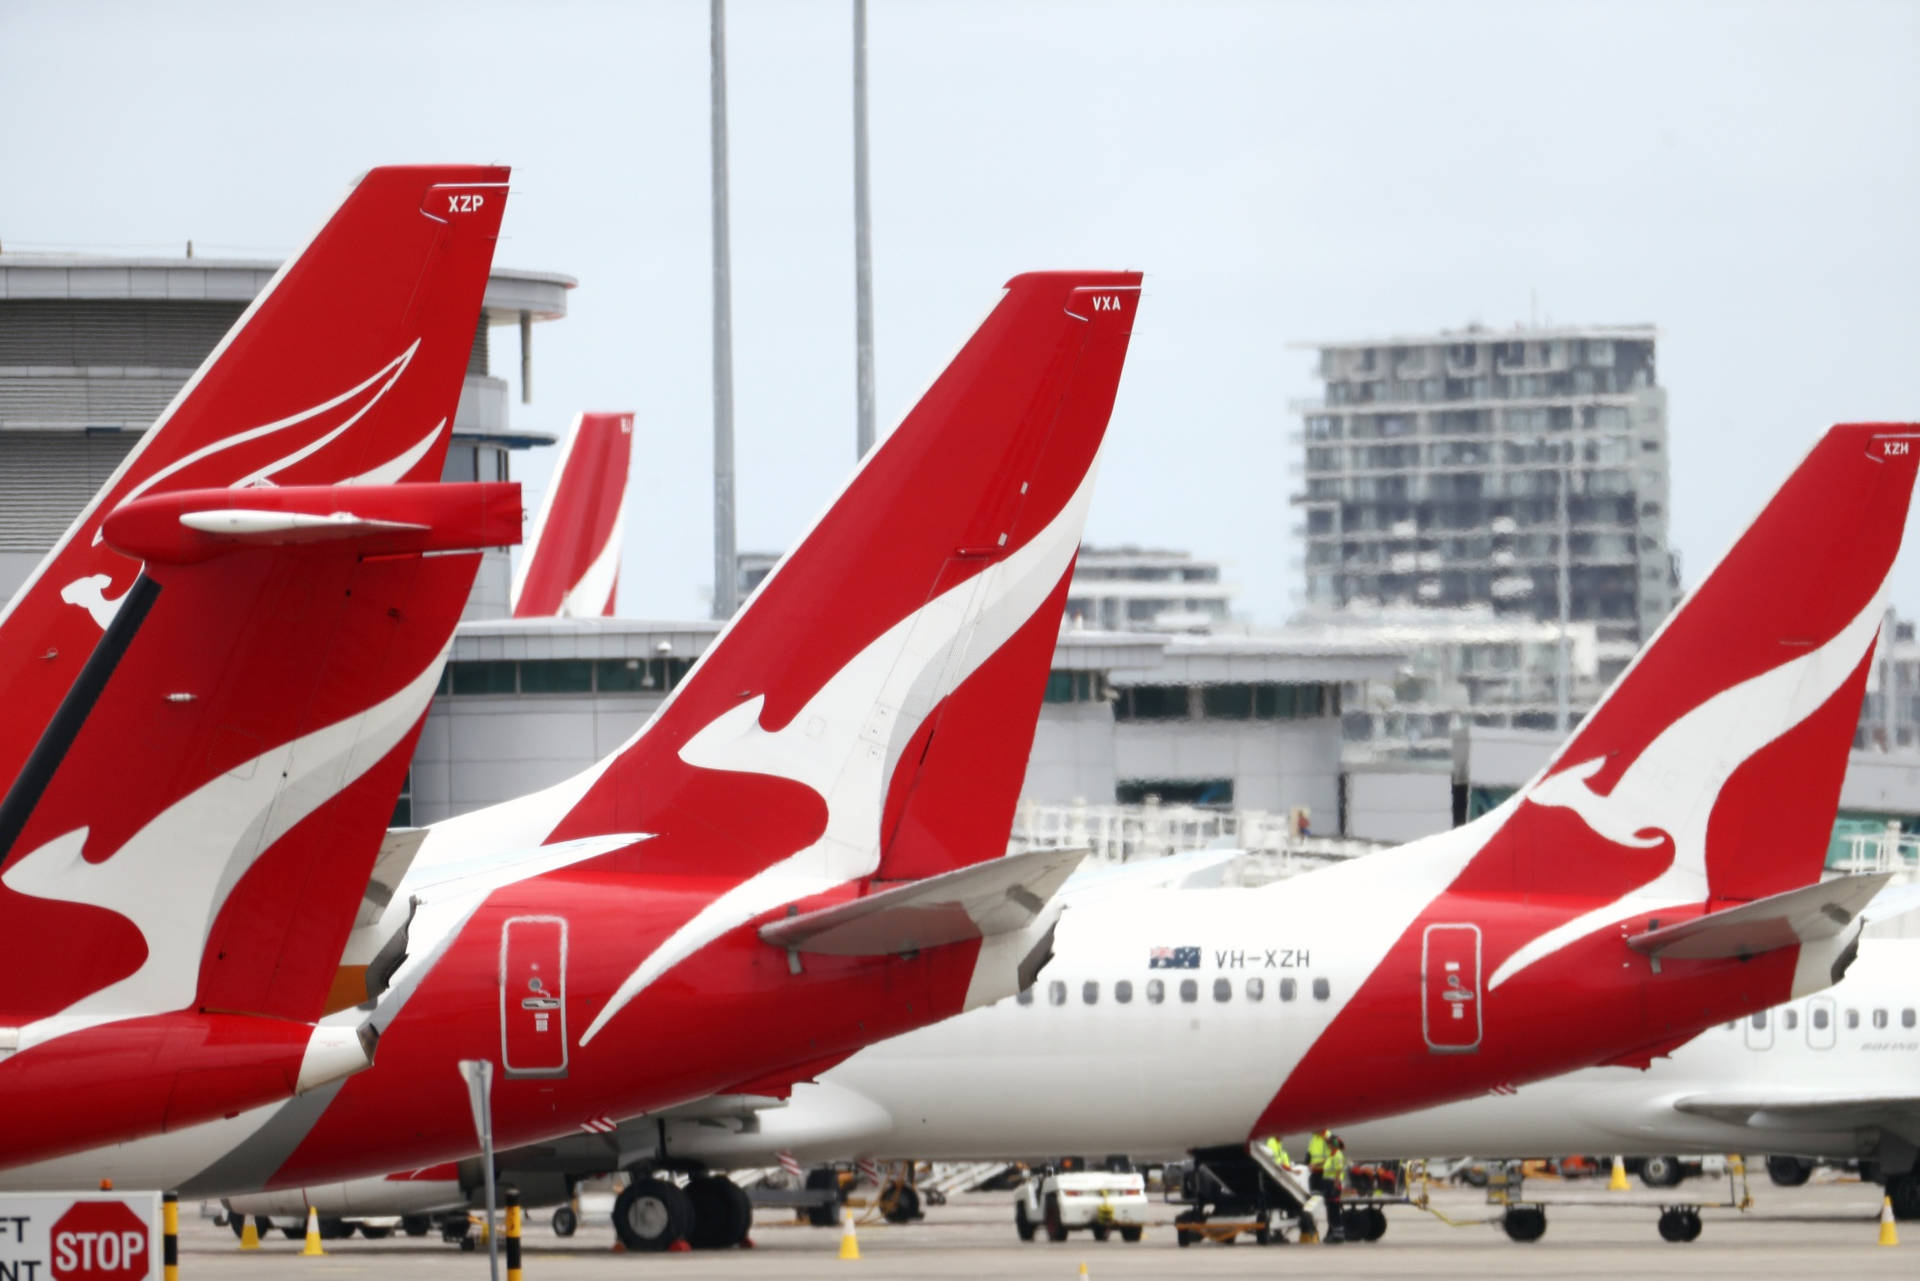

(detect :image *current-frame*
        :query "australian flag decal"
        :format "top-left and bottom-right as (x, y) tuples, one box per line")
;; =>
(1149, 946), (1201, 970)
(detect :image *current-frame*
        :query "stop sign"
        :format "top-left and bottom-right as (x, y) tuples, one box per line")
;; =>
(49, 1200), (150, 1280)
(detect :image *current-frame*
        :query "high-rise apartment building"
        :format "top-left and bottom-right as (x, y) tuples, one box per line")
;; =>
(1294, 325), (1677, 679)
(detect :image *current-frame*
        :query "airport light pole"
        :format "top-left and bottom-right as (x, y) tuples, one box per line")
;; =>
(1556, 440), (1572, 733)
(853, 0), (876, 459)
(710, 0), (739, 618)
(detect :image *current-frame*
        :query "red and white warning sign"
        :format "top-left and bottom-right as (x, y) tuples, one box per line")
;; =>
(0, 1193), (160, 1281)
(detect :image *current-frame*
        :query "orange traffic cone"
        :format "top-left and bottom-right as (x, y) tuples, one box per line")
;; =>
(301, 1207), (325, 1256)
(838, 1207), (860, 1260)
(1878, 1195), (1899, 1247)
(1608, 1157), (1630, 1191)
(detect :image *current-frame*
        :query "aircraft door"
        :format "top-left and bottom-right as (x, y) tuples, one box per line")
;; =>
(1806, 996), (1836, 1050)
(500, 915), (569, 1078)
(1421, 923), (1481, 1053)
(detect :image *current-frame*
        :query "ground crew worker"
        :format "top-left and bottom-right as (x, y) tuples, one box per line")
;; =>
(1263, 1135), (1292, 1167)
(1323, 1137), (1350, 1242)
(1306, 1128), (1332, 1191)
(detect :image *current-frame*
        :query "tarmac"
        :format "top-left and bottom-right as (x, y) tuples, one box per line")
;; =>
(178, 1182), (1909, 1280)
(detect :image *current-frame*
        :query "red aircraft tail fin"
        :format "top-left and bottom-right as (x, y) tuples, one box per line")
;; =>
(1489, 424), (1919, 915)
(511, 411), (634, 618)
(0, 165), (509, 799)
(540, 273), (1141, 885)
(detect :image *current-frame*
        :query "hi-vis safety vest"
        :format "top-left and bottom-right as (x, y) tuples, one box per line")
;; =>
(1324, 1149), (1349, 1184)
(1307, 1132), (1330, 1170)
(1264, 1136), (1291, 1166)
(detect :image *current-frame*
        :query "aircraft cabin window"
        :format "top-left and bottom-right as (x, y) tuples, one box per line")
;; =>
(1782, 1009), (1798, 1030)
(1312, 977), (1331, 1002)
(1146, 979), (1165, 1005)
(1247, 977), (1265, 1002)
(1048, 981), (1067, 1007)
(1179, 979), (1199, 1004)
(1083, 981), (1100, 1006)
(1115, 980), (1133, 1005)
(1873, 1009), (1889, 1029)
(1811, 1007), (1829, 1030)
(1750, 1011), (1766, 1029)
(1904, 1009), (1916, 1029)
(1017, 988), (1034, 1006)
(1279, 978), (1297, 1002)
(1213, 978), (1232, 1003)
(1847, 1010), (1860, 1029)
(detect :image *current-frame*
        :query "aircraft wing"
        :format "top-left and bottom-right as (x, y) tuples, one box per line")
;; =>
(1673, 1091), (1920, 1145)
(1625, 873), (1890, 960)
(759, 845), (1087, 956)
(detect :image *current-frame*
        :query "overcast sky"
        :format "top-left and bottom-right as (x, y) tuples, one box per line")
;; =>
(4, 0), (1917, 623)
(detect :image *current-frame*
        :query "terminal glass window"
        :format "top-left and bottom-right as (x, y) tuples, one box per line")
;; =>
(1202, 684), (1254, 719)
(450, 660), (517, 695)
(1279, 978), (1297, 1002)
(518, 660), (594, 693)
(1146, 979), (1165, 1005)
(1179, 979), (1198, 1004)
(1246, 977), (1265, 1002)
(1048, 981), (1067, 1007)
(1212, 978), (1232, 1003)
(1115, 685), (1190, 721)
(1083, 981), (1100, 1006)
(1311, 977), (1331, 1001)
(1115, 980), (1133, 1005)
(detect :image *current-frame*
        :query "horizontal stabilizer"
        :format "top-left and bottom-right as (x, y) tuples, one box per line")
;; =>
(759, 846), (1088, 956)
(360, 828), (430, 928)
(102, 482), (522, 564)
(1674, 1091), (1920, 1143)
(1625, 873), (1890, 960)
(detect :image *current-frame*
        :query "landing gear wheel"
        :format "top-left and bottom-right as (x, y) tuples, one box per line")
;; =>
(804, 1168), (841, 1229)
(228, 1215), (270, 1241)
(1888, 1173), (1920, 1222)
(317, 1218), (354, 1241)
(1640, 1155), (1684, 1188)
(281, 1227), (304, 1241)
(357, 1224), (392, 1239)
(1766, 1155), (1814, 1187)
(549, 1205), (578, 1238)
(1502, 1205), (1547, 1243)
(686, 1175), (752, 1249)
(613, 1177), (693, 1252)
(1119, 1225), (1142, 1243)
(881, 1183), (922, 1224)
(1014, 1198), (1037, 1242)
(1043, 1193), (1069, 1242)
(401, 1216), (431, 1238)
(1090, 1222), (1110, 1242)
(1175, 1209), (1203, 1247)
(1683, 1210), (1703, 1241)
(1362, 1206), (1388, 1241)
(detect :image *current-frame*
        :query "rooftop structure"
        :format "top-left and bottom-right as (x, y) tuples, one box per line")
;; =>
(1064, 544), (1236, 632)
(1292, 323), (1678, 678)
(0, 252), (574, 614)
